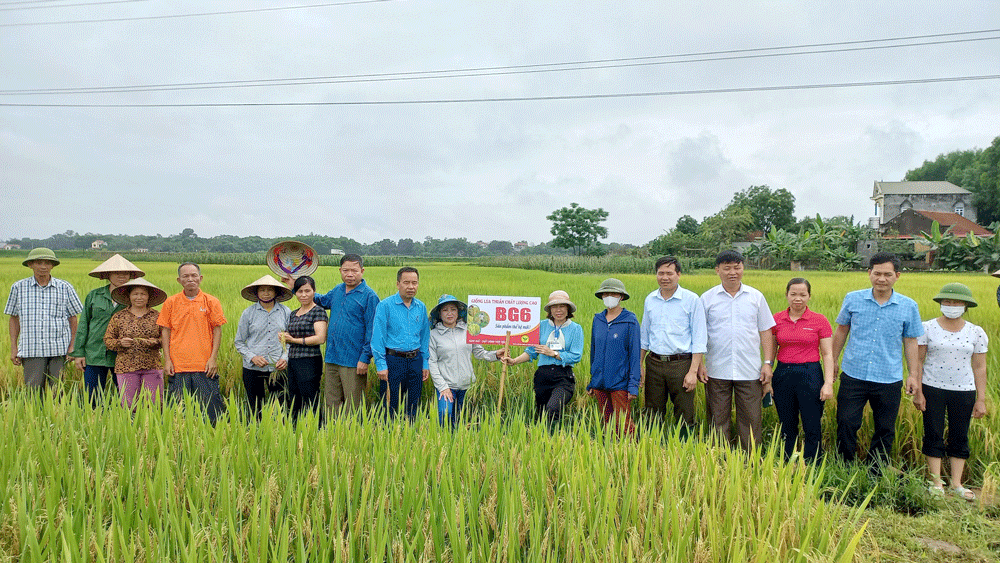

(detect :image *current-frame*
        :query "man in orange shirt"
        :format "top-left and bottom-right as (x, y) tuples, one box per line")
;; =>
(158, 262), (227, 423)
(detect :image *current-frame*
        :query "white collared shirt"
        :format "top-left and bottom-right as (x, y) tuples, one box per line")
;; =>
(701, 283), (775, 381)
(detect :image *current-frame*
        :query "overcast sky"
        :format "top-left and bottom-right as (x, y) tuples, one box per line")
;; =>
(2, 1), (998, 245)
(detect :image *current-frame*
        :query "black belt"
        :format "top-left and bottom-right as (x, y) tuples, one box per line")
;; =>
(648, 352), (692, 362)
(386, 348), (419, 359)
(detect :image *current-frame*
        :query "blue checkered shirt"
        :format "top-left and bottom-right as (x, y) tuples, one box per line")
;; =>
(835, 289), (923, 383)
(4, 276), (84, 358)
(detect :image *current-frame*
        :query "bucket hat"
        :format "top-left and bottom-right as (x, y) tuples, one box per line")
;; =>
(430, 294), (467, 326)
(88, 254), (145, 279)
(111, 278), (167, 307)
(594, 278), (630, 300)
(241, 274), (293, 303)
(22, 247), (59, 267)
(932, 282), (977, 307)
(543, 290), (577, 314)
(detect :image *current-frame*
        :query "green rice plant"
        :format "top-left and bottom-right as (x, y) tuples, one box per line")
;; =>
(0, 390), (871, 562)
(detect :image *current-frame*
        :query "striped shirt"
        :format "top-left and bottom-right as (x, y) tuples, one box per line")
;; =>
(4, 276), (83, 358)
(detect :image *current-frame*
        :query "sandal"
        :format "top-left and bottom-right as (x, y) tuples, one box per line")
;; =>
(928, 482), (945, 496)
(951, 486), (976, 501)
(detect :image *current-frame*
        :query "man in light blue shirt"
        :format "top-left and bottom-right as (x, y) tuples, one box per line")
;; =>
(833, 252), (923, 464)
(640, 256), (707, 435)
(371, 266), (430, 421)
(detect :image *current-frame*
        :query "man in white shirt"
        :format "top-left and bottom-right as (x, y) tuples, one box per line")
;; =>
(699, 250), (776, 451)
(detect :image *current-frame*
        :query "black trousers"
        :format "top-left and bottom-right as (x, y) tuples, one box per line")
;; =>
(534, 365), (575, 428)
(921, 384), (976, 459)
(772, 361), (825, 461)
(286, 356), (323, 422)
(242, 367), (285, 420)
(836, 372), (901, 464)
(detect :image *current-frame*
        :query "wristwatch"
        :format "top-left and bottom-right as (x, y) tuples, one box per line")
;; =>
(764, 360), (773, 366)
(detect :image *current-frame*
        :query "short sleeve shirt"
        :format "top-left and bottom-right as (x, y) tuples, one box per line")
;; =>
(4, 276), (83, 358)
(772, 308), (832, 364)
(701, 284), (776, 381)
(835, 289), (923, 383)
(157, 291), (227, 372)
(917, 319), (988, 391)
(287, 306), (328, 359)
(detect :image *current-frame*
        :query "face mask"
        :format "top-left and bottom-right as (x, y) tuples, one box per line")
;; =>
(940, 304), (965, 319)
(603, 296), (621, 309)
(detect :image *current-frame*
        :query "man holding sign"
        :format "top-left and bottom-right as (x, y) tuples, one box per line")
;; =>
(370, 266), (430, 421)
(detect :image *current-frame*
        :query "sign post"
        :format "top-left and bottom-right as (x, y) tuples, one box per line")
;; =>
(466, 296), (541, 412)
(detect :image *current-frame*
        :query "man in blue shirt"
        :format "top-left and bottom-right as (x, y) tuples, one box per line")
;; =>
(312, 254), (380, 416)
(833, 252), (923, 464)
(370, 266), (430, 421)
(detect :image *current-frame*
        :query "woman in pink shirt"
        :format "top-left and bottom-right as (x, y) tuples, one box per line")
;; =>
(770, 278), (836, 461)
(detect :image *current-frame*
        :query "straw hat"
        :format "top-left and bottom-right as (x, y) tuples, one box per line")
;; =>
(430, 294), (467, 326)
(22, 247), (59, 267)
(241, 274), (293, 303)
(88, 254), (145, 279)
(267, 240), (318, 279)
(932, 282), (978, 307)
(543, 290), (577, 314)
(594, 278), (630, 300)
(111, 278), (167, 307)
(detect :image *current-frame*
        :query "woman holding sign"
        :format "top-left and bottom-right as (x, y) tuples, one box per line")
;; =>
(427, 295), (505, 428)
(588, 278), (641, 435)
(505, 290), (584, 429)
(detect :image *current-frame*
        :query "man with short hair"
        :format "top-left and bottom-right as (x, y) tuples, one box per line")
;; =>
(640, 256), (707, 436)
(312, 254), (380, 415)
(158, 262), (227, 423)
(700, 250), (776, 451)
(370, 266), (430, 421)
(833, 252), (923, 464)
(5, 248), (83, 389)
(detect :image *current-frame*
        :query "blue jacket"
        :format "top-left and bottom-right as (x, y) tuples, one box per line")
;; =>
(589, 309), (641, 395)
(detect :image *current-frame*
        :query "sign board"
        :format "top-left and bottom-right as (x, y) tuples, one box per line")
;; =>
(466, 295), (541, 345)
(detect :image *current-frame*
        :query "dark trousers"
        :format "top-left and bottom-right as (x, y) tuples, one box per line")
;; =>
(379, 353), (423, 421)
(534, 365), (575, 429)
(706, 378), (762, 451)
(772, 361), (826, 461)
(83, 365), (114, 407)
(168, 371), (226, 425)
(921, 384), (976, 459)
(243, 367), (285, 420)
(836, 373), (901, 464)
(643, 356), (696, 431)
(286, 357), (323, 422)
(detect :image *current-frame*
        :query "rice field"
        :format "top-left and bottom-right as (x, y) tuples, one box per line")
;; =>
(1, 257), (999, 561)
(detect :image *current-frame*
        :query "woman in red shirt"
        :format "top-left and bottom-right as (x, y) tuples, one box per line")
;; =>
(770, 278), (836, 461)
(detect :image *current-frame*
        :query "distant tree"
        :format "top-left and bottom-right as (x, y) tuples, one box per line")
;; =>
(902, 136), (1000, 226)
(675, 215), (700, 235)
(546, 203), (609, 255)
(700, 204), (754, 249)
(487, 240), (514, 255)
(973, 137), (1000, 226)
(729, 185), (796, 232)
(397, 238), (416, 255)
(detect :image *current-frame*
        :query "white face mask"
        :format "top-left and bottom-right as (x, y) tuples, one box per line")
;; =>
(603, 296), (621, 309)
(940, 304), (966, 319)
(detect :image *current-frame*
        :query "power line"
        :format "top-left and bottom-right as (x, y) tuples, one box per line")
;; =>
(3, 74), (997, 107)
(0, 0), (148, 11)
(0, 0), (399, 25)
(3, 30), (998, 96)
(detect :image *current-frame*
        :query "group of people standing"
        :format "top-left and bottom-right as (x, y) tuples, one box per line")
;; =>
(4, 247), (991, 498)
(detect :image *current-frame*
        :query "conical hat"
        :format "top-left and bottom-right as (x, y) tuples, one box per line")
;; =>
(992, 269), (1000, 279)
(89, 254), (145, 279)
(111, 278), (167, 307)
(241, 274), (293, 303)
